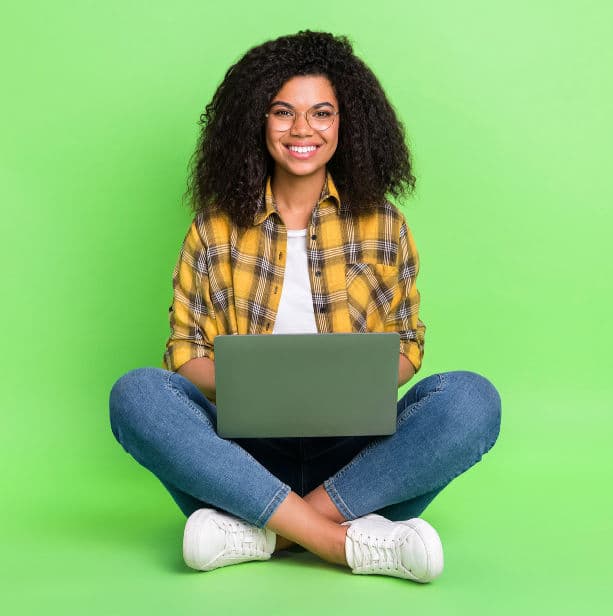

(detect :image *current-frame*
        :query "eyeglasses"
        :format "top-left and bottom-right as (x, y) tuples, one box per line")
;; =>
(265, 104), (339, 132)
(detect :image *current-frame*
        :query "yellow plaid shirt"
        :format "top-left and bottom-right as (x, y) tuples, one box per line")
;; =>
(163, 172), (426, 374)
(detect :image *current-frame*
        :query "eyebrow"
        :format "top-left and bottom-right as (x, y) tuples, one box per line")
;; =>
(269, 100), (335, 109)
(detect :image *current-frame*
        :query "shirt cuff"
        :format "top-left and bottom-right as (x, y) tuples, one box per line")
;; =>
(162, 341), (215, 372)
(399, 339), (423, 374)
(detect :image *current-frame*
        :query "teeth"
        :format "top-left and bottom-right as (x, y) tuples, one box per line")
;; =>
(288, 145), (317, 153)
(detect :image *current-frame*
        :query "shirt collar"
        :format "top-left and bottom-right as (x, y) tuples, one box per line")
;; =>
(253, 171), (341, 226)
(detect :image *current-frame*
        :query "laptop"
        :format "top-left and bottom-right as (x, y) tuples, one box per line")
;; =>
(214, 332), (400, 438)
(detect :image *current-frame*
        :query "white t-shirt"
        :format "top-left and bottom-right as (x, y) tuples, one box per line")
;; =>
(272, 228), (318, 334)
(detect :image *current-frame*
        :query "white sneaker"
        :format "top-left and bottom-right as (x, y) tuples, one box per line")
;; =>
(342, 514), (444, 583)
(183, 508), (276, 571)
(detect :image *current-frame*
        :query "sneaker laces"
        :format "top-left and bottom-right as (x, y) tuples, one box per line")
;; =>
(217, 518), (269, 557)
(351, 532), (401, 571)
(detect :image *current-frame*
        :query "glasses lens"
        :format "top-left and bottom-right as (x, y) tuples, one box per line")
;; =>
(307, 107), (335, 131)
(267, 108), (294, 131)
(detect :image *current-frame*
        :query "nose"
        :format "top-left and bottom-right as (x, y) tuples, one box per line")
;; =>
(290, 111), (313, 135)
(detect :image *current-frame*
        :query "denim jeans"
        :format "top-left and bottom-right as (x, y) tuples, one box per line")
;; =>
(109, 368), (501, 528)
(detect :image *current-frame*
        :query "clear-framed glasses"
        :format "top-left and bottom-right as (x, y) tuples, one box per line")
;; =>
(265, 104), (339, 132)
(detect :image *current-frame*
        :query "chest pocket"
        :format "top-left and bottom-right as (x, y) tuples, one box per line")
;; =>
(345, 261), (398, 333)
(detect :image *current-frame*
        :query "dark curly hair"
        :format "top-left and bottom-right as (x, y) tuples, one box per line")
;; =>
(185, 30), (416, 228)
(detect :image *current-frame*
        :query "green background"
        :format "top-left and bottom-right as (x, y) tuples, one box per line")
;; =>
(2, 1), (611, 614)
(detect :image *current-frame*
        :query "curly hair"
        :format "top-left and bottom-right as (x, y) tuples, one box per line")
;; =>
(185, 30), (416, 228)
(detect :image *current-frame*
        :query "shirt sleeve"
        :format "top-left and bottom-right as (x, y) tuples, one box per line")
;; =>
(385, 215), (426, 373)
(162, 218), (219, 371)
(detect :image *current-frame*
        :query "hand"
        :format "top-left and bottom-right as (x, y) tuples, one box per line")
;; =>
(398, 353), (415, 387)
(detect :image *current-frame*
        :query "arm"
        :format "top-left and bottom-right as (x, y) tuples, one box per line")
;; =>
(386, 215), (426, 386)
(177, 356), (216, 402)
(163, 218), (219, 401)
(398, 353), (416, 387)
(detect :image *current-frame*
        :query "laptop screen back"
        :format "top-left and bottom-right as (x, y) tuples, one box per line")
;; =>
(215, 332), (399, 438)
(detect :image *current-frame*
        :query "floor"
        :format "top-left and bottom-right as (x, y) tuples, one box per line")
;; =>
(3, 388), (609, 615)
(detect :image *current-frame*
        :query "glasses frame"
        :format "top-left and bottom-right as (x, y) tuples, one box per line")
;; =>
(265, 104), (340, 132)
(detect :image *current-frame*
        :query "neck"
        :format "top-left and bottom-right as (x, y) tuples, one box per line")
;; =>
(270, 167), (327, 213)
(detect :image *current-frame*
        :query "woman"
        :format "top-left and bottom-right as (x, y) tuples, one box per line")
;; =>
(109, 31), (501, 583)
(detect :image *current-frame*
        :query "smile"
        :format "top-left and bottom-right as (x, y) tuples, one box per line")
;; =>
(285, 144), (321, 159)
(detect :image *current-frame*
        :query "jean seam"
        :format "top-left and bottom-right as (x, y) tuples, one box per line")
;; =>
(396, 372), (445, 427)
(330, 437), (381, 484)
(418, 428), (501, 503)
(323, 478), (357, 520)
(164, 371), (216, 429)
(258, 440), (298, 458)
(255, 484), (291, 527)
(303, 439), (356, 460)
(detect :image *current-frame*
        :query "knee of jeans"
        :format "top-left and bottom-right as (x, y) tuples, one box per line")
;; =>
(443, 370), (502, 449)
(108, 367), (168, 442)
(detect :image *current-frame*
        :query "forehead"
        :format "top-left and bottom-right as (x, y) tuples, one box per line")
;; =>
(271, 75), (337, 107)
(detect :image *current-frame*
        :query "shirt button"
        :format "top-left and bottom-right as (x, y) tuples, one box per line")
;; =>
(315, 271), (321, 277)
(266, 323), (270, 330)
(274, 286), (278, 293)
(319, 307), (326, 313)
(278, 252), (283, 260)
(311, 234), (317, 240)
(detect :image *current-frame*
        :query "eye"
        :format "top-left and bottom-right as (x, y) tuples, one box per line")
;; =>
(312, 110), (333, 118)
(271, 108), (293, 118)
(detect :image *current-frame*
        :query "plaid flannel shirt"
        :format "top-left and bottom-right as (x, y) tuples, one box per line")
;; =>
(163, 172), (426, 373)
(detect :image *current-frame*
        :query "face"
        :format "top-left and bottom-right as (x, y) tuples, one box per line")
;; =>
(265, 75), (340, 180)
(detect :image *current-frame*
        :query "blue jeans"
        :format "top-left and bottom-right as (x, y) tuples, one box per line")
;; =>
(109, 368), (501, 528)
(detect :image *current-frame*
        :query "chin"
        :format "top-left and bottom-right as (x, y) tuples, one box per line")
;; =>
(276, 158), (331, 178)
(285, 165), (325, 177)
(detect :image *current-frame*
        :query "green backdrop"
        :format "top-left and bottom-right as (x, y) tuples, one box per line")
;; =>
(2, 1), (610, 614)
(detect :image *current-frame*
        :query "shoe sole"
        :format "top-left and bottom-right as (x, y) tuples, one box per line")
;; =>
(397, 518), (444, 582)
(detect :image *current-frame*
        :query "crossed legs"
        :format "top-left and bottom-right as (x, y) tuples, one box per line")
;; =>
(269, 486), (348, 564)
(110, 367), (501, 570)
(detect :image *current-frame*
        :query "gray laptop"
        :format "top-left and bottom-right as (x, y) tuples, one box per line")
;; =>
(214, 332), (399, 438)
